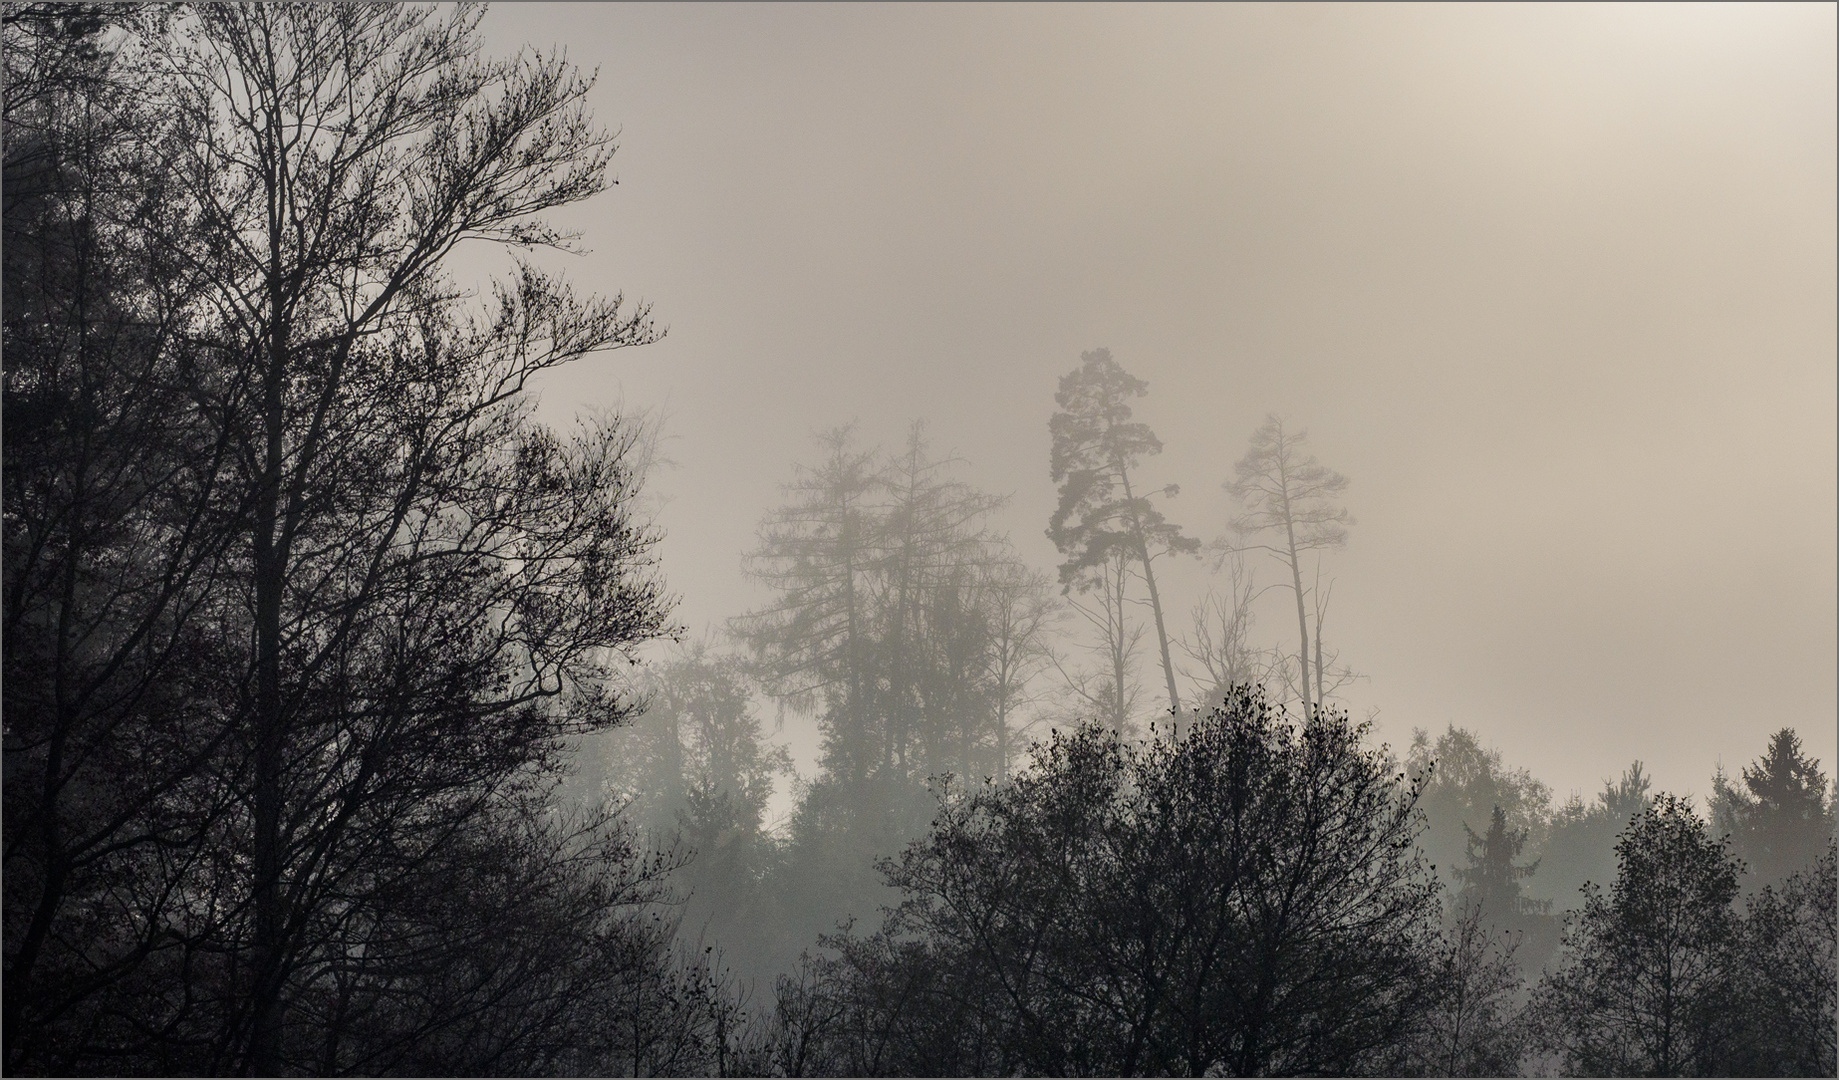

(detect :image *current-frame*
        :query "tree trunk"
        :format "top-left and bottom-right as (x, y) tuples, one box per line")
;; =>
(1315, 620), (1325, 707)
(249, 361), (286, 1075)
(1281, 513), (1310, 717)
(1139, 543), (1180, 716)
(248, 154), (289, 1074)
(1117, 466), (1181, 717)
(842, 499), (864, 787)
(996, 696), (1011, 782)
(1109, 554), (1130, 732)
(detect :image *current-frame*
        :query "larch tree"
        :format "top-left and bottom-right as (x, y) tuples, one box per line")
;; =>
(733, 426), (883, 785)
(1222, 414), (1352, 716)
(877, 423), (1004, 778)
(1047, 348), (1198, 722)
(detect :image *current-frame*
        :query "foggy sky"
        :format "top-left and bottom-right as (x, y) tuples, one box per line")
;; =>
(476, 3), (1837, 807)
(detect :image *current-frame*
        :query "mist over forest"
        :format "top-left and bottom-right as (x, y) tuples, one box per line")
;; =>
(3, 3), (1833, 1077)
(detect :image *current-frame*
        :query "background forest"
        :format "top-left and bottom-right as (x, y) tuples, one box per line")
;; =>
(3, 5), (1833, 1077)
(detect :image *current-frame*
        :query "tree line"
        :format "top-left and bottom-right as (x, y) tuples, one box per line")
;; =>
(561, 343), (1833, 1075)
(5, 5), (1833, 1077)
(754, 701), (1836, 1077)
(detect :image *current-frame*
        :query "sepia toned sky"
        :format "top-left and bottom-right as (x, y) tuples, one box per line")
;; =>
(475, 3), (1837, 806)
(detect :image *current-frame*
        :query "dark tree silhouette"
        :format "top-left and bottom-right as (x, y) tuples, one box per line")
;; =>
(1728, 842), (1837, 1076)
(778, 689), (1444, 1077)
(1711, 727), (1834, 887)
(3, 7), (248, 1068)
(1532, 792), (1837, 1077)
(1456, 805), (1546, 922)
(1, 6), (716, 1073)
(1533, 796), (1742, 1076)
(1454, 803), (1559, 977)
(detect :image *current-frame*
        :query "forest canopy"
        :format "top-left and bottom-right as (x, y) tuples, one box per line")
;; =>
(3, 4), (1833, 1078)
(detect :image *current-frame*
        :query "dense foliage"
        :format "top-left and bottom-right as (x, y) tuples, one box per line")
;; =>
(776, 691), (1445, 1076)
(1533, 798), (1836, 1077)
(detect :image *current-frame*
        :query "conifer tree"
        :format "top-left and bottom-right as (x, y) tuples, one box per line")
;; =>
(1711, 728), (1834, 886)
(1456, 805), (1544, 923)
(1047, 348), (1198, 721)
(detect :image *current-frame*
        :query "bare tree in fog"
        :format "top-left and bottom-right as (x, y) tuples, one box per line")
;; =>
(1222, 414), (1352, 715)
(1307, 562), (1361, 706)
(878, 423), (1006, 779)
(169, 8), (665, 1068)
(1179, 552), (1267, 715)
(735, 425), (1025, 787)
(1048, 348), (1199, 721)
(1049, 546), (1146, 733)
(971, 559), (1059, 780)
(735, 425), (1050, 978)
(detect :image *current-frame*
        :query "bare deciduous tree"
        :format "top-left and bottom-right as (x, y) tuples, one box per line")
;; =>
(1048, 547), (1144, 735)
(1222, 414), (1352, 715)
(1178, 552), (1266, 716)
(971, 558), (1060, 780)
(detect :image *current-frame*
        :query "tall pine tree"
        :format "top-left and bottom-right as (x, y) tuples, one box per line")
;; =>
(1047, 348), (1197, 723)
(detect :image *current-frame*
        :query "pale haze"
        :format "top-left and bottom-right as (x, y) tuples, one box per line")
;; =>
(479, 2), (1837, 806)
